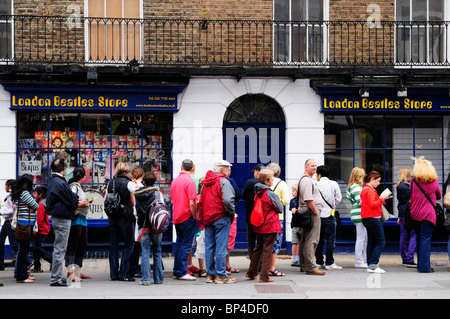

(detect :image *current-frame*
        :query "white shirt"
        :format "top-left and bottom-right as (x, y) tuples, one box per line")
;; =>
(316, 177), (342, 218)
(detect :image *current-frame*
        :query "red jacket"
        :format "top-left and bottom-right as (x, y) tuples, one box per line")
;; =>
(35, 202), (50, 235)
(198, 170), (227, 227)
(253, 185), (282, 234)
(360, 184), (386, 219)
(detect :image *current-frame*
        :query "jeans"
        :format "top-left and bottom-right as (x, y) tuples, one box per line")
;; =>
(15, 236), (31, 281)
(32, 233), (53, 270)
(413, 219), (434, 272)
(0, 221), (18, 268)
(315, 216), (337, 266)
(362, 218), (385, 269)
(140, 231), (163, 284)
(205, 216), (230, 279)
(399, 217), (417, 263)
(108, 216), (135, 279)
(173, 217), (197, 278)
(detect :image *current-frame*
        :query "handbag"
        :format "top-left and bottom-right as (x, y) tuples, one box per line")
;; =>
(292, 176), (313, 229)
(381, 205), (390, 223)
(444, 190), (450, 210)
(412, 178), (445, 227)
(14, 209), (32, 241)
(291, 208), (313, 229)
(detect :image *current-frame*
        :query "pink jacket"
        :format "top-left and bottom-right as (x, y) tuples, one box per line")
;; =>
(410, 178), (441, 225)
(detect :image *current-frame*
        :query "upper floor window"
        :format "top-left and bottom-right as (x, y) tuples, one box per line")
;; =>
(86, 0), (142, 62)
(396, 0), (446, 64)
(274, 0), (327, 64)
(0, 0), (12, 61)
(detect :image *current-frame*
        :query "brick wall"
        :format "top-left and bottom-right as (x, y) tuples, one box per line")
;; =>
(329, 0), (395, 65)
(10, 0), (398, 66)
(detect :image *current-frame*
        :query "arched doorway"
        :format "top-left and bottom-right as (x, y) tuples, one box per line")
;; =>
(223, 94), (286, 249)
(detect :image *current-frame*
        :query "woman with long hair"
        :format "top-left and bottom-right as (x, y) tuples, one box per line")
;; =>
(395, 167), (417, 267)
(66, 166), (90, 281)
(410, 156), (441, 273)
(346, 167), (368, 268)
(11, 174), (39, 283)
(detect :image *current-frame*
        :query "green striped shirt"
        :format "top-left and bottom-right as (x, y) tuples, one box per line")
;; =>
(346, 183), (362, 223)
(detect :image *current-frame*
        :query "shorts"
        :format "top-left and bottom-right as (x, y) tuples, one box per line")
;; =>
(194, 230), (205, 260)
(291, 227), (303, 244)
(272, 220), (284, 254)
(228, 217), (237, 250)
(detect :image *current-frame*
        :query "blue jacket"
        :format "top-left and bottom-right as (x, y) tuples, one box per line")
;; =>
(46, 174), (79, 219)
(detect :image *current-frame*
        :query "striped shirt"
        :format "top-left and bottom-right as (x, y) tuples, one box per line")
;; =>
(346, 183), (363, 223)
(14, 191), (39, 226)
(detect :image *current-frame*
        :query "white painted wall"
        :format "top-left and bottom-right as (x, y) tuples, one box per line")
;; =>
(0, 87), (15, 204)
(172, 77), (324, 242)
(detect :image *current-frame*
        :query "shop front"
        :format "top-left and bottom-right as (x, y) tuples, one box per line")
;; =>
(318, 86), (450, 252)
(4, 83), (185, 254)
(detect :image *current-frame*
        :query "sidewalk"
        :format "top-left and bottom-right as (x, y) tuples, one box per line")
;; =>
(0, 253), (449, 299)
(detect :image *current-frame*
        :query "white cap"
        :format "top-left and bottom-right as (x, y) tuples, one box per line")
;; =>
(215, 159), (233, 167)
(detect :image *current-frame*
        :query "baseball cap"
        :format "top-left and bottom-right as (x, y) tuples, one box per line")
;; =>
(215, 159), (233, 167)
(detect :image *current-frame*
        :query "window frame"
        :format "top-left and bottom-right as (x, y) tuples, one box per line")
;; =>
(84, 0), (144, 63)
(273, 0), (329, 65)
(0, 0), (13, 63)
(395, 0), (449, 66)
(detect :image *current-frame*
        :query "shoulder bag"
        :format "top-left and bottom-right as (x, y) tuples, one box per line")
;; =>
(291, 176), (313, 229)
(412, 178), (445, 227)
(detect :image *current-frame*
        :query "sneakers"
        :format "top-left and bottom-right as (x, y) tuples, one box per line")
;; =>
(325, 263), (343, 270)
(355, 262), (368, 269)
(367, 267), (386, 274)
(175, 273), (196, 281)
(214, 276), (237, 284)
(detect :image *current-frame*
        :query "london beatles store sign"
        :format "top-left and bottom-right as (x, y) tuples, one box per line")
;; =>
(3, 83), (186, 112)
(321, 96), (450, 113)
(318, 88), (450, 114)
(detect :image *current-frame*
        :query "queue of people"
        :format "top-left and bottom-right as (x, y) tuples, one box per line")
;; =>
(0, 154), (447, 288)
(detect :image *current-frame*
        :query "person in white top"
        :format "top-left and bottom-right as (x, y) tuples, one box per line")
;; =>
(315, 165), (343, 270)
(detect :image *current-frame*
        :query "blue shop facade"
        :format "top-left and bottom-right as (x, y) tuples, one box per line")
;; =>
(4, 83), (185, 256)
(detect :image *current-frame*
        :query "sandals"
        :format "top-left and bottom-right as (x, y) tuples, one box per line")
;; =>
(268, 269), (285, 277)
(226, 267), (240, 275)
(198, 269), (207, 277)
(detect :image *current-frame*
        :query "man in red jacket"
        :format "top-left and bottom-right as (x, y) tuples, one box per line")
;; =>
(198, 160), (236, 284)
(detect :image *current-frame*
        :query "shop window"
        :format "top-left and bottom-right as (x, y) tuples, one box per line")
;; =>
(396, 0), (446, 64)
(325, 115), (449, 218)
(17, 112), (172, 219)
(0, 0), (12, 61)
(274, 0), (326, 63)
(87, 0), (142, 62)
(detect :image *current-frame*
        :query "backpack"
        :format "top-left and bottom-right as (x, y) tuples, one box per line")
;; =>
(138, 191), (170, 240)
(104, 178), (124, 217)
(250, 190), (267, 227)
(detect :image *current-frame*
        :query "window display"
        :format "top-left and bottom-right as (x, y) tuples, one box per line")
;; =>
(17, 112), (173, 219)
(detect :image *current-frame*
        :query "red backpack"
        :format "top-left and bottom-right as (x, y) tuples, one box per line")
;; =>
(250, 189), (267, 227)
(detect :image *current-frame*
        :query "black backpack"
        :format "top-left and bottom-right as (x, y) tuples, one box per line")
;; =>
(104, 178), (125, 217)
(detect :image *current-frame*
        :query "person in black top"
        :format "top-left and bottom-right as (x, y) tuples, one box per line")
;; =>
(104, 162), (136, 281)
(396, 167), (417, 267)
(242, 164), (264, 259)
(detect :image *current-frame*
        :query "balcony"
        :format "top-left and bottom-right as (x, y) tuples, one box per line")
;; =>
(1, 15), (450, 81)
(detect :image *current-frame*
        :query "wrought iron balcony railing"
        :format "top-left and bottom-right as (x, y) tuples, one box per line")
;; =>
(1, 15), (450, 68)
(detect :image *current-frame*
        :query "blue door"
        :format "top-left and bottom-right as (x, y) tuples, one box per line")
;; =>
(222, 94), (286, 250)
